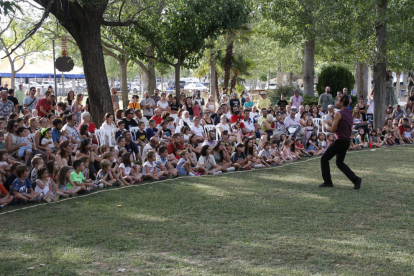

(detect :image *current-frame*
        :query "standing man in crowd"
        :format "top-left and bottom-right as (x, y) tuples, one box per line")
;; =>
(151, 89), (161, 105)
(321, 95), (362, 189)
(23, 87), (39, 113)
(257, 92), (271, 110)
(318, 86), (333, 113)
(342, 87), (352, 111)
(0, 90), (15, 119)
(14, 83), (25, 114)
(290, 89), (303, 110)
(7, 89), (19, 113)
(140, 91), (156, 120)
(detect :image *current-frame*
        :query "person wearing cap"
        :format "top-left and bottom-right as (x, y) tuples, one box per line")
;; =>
(392, 104), (406, 121)
(257, 91), (271, 110)
(318, 86), (333, 113)
(321, 94), (362, 189)
(122, 109), (139, 130)
(34, 94), (56, 117)
(290, 89), (303, 109)
(15, 83), (25, 113)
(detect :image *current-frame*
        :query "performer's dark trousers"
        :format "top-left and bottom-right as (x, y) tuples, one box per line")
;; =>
(321, 139), (358, 186)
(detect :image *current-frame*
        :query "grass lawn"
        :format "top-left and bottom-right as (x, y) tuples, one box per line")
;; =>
(1, 145), (414, 275)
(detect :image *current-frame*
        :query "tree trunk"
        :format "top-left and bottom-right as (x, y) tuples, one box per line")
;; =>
(215, 69), (219, 102)
(395, 71), (401, 99)
(44, 1), (112, 127)
(223, 40), (234, 91)
(288, 72), (294, 86)
(277, 69), (283, 87)
(303, 39), (315, 96)
(210, 48), (216, 103)
(119, 57), (129, 109)
(355, 60), (369, 102)
(373, 0), (388, 129)
(230, 74), (237, 91)
(175, 63), (181, 100)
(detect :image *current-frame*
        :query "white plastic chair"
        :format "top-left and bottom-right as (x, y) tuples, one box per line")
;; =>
(312, 118), (329, 135)
(203, 125), (219, 140)
(95, 129), (109, 146)
(129, 127), (140, 141)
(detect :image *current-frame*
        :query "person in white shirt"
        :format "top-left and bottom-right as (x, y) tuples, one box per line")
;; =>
(62, 113), (82, 144)
(190, 116), (206, 142)
(142, 137), (158, 160)
(134, 109), (149, 128)
(284, 107), (305, 137)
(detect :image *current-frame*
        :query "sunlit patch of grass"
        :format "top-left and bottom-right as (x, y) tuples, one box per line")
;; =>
(1, 146), (414, 275)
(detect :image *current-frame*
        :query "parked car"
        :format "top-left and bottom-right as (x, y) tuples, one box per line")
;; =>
(265, 83), (277, 90)
(184, 83), (209, 90)
(132, 83), (141, 93)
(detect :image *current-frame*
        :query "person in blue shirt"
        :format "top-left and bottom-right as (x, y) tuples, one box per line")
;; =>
(145, 119), (160, 141)
(11, 165), (41, 203)
(52, 118), (63, 147)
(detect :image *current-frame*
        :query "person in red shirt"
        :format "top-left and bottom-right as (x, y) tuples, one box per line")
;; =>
(167, 133), (183, 156)
(398, 118), (409, 135)
(230, 106), (244, 123)
(151, 108), (163, 126)
(35, 94), (56, 117)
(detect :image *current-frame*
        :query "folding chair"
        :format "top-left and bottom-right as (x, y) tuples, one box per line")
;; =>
(203, 125), (219, 140)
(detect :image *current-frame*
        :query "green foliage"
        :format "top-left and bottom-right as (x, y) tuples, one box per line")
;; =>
(316, 65), (355, 96)
(302, 95), (319, 107)
(259, 74), (267, 82)
(268, 85), (300, 103)
(0, 0), (21, 15)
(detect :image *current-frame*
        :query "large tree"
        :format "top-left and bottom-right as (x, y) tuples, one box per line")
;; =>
(13, 0), (154, 126)
(111, 0), (251, 100)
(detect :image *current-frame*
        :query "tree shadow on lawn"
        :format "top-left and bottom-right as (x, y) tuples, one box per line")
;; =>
(2, 146), (414, 275)
(2, 175), (414, 275)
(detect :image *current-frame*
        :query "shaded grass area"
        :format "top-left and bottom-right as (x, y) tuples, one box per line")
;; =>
(1, 146), (414, 275)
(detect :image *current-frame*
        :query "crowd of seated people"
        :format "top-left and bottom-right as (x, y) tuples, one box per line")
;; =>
(0, 86), (413, 211)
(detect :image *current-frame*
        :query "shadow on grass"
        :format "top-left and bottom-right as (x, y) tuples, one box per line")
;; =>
(1, 146), (414, 275)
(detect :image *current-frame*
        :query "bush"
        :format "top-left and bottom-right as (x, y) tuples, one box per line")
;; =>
(302, 95), (319, 107)
(316, 65), (355, 96)
(302, 95), (358, 109)
(268, 85), (301, 104)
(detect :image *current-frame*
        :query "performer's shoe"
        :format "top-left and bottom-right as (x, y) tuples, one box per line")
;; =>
(354, 177), (362, 190)
(319, 182), (333, 188)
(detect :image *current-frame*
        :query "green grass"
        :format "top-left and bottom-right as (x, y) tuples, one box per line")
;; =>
(1, 146), (414, 275)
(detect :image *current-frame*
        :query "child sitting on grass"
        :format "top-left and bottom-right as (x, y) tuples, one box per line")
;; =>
(70, 160), (92, 194)
(30, 156), (44, 189)
(142, 150), (166, 181)
(176, 150), (200, 176)
(11, 165), (41, 204)
(355, 128), (368, 148)
(0, 181), (13, 210)
(259, 141), (280, 165)
(230, 143), (252, 171)
(294, 138), (308, 157)
(35, 167), (59, 203)
(349, 133), (362, 150)
(281, 138), (298, 161)
(96, 159), (122, 187)
(57, 166), (81, 197)
(156, 146), (177, 178)
(120, 152), (144, 184)
(368, 129), (385, 148)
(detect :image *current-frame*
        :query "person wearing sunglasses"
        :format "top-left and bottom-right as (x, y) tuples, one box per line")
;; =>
(23, 87), (39, 113)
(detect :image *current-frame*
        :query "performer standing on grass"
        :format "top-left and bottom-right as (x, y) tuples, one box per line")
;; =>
(320, 95), (362, 189)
